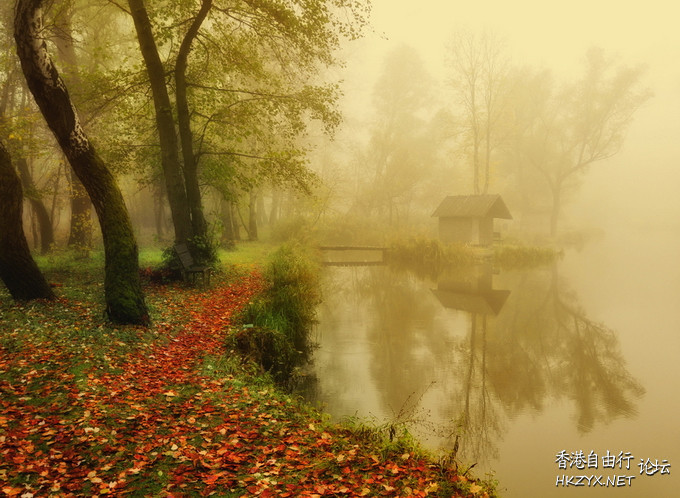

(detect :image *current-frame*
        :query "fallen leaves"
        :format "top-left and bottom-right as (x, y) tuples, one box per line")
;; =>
(0, 271), (479, 497)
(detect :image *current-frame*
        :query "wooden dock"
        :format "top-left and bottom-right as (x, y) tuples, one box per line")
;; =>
(318, 246), (388, 266)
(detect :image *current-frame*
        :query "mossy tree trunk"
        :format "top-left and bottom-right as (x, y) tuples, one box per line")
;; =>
(14, 0), (149, 325)
(0, 139), (54, 301)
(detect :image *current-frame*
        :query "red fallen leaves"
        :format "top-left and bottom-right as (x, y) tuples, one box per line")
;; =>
(0, 271), (478, 497)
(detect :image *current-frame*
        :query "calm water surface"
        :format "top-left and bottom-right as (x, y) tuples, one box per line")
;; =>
(304, 228), (680, 496)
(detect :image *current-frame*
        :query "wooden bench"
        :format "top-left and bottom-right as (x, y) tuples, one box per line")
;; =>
(174, 243), (211, 286)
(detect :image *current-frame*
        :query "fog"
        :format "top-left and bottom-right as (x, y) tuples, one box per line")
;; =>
(301, 5), (680, 495)
(2, 1), (679, 496)
(332, 0), (680, 235)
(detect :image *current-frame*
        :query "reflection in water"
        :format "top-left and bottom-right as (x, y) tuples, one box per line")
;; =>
(304, 261), (644, 476)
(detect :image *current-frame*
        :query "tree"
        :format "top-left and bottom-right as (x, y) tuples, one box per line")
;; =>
(15, 153), (55, 253)
(0, 11), (55, 254)
(173, 0), (212, 240)
(447, 31), (510, 195)
(356, 45), (436, 226)
(126, 0), (194, 247)
(516, 49), (648, 236)
(122, 0), (368, 255)
(0, 139), (54, 300)
(15, 0), (149, 325)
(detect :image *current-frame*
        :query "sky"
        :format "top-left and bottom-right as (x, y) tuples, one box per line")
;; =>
(366, 0), (679, 82)
(338, 0), (680, 228)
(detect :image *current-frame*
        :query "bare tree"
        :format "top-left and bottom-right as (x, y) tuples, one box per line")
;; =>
(521, 49), (649, 236)
(447, 31), (510, 195)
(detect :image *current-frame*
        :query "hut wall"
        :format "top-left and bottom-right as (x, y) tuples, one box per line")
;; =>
(478, 217), (494, 246)
(438, 217), (479, 244)
(438, 216), (496, 246)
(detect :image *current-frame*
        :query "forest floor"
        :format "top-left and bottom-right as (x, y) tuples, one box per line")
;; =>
(0, 253), (495, 497)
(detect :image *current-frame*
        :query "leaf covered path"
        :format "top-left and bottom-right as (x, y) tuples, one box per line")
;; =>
(1, 272), (483, 497)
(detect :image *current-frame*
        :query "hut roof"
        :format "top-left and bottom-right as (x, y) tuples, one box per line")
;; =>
(432, 194), (512, 219)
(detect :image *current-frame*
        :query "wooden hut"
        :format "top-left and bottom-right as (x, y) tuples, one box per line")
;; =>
(432, 194), (512, 246)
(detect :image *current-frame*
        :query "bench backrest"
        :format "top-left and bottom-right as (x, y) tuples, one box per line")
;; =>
(174, 243), (195, 269)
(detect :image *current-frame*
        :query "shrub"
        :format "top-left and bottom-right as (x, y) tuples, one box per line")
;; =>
(235, 242), (321, 384)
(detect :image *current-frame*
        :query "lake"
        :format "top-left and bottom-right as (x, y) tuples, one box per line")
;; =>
(303, 228), (680, 496)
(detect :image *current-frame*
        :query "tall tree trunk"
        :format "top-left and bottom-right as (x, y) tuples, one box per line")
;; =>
(231, 202), (241, 241)
(0, 140), (54, 301)
(220, 196), (234, 246)
(269, 189), (280, 224)
(483, 125), (491, 195)
(175, 0), (212, 241)
(52, 3), (94, 252)
(30, 211), (39, 250)
(153, 178), (166, 240)
(15, 156), (54, 254)
(50, 160), (63, 229)
(127, 0), (192, 244)
(256, 191), (267, 226)
(67, 167), (93, 252)
(248, 190), (258, 241)
(15, 0), (148, 325)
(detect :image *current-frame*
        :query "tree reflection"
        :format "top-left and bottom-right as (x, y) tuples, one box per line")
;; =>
(447, 263), (645, 463)
(545, 266), (645, 432)
(307, 261), (644, 468)
(434, 265), (508, 463)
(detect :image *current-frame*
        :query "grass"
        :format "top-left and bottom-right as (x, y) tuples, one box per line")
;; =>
(493, 243), (563, 269)
(386, 236), (562, 278)
(389, 236), (477, 266)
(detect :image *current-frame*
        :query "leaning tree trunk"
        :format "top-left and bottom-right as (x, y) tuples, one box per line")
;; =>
(14, 0), (149, 325)
(0, 140), (54, 301)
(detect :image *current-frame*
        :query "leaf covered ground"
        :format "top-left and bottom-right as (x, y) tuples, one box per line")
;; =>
(0, 262), (492, 497)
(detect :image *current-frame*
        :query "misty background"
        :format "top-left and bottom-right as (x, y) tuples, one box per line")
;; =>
(325, 0), (680, 237)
